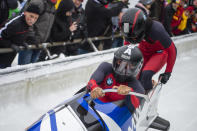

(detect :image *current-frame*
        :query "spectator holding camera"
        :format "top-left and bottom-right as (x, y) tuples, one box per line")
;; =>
(70, 0), (89, 55)
(0, 4), (40, 68)
(71, 0), (87, 40)
(49, 0), (78, 56)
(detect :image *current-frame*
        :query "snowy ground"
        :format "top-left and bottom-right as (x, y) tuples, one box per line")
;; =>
(0, 49), (197, 131)
(155, 51), (197, 131)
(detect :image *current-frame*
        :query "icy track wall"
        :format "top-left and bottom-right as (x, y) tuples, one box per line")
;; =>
(0, 33), (197, 107)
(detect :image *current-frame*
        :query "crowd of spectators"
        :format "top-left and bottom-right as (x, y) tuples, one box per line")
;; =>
(0, 0), (197, 69)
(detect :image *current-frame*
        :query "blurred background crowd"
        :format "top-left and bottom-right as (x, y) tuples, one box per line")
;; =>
(0, 0), (197, 69)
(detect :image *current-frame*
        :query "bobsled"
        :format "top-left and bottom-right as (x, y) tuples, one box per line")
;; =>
(26, 82), (170, 131)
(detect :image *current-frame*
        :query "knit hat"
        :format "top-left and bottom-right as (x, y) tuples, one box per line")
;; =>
(63, 0), (75, 12)
(56, 0), (74, 17)
(26, 4), (41, 15)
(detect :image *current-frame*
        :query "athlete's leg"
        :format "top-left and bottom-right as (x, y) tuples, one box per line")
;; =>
(139, 51), (168, 90)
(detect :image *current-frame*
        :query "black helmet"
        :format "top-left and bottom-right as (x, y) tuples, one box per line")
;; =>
(112, 45), (143, 82)
(120, 8), (147, 44)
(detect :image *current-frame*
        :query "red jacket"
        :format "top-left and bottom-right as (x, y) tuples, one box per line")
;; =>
(171, 6), (184, 34)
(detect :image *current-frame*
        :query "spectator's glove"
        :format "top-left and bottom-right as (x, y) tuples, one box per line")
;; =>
(159, 72), (171, 84)
(22, 43), (30, 50)
(11, 44), (20, 52)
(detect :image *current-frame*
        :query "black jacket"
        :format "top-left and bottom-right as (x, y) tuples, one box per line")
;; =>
(82, 0), (124, 51)
(150, 0), (165, 22)
(163, 3), (176, 36)
(0, 14), (29, 47)
(0, 14), (30, 67)
(49, 0), (74, 42)
(0, 0), (18, 27)
(85, 0), (124, 37)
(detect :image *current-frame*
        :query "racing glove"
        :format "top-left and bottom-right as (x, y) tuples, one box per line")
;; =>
(159, 72), (171, 84)
(90, 87), (105, 99)
(113, 85), (131, 95)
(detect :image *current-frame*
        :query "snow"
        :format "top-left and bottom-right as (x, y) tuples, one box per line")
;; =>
(147, 49), (197, 131)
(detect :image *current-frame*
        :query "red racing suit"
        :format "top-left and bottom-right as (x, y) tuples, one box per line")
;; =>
(87, 62), (145, 112)
(125, 20), (177, 90)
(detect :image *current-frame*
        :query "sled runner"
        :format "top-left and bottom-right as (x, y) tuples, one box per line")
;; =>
(26, 82), (170, 131)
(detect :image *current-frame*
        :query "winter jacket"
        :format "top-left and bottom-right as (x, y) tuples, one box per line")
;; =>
(171, 6), (184, 34)
(24, 0), (56, 43)
(163, 3), (176, 36)
(0, 0), (18, 27)
(150, 0), (165, 22)
(50, 0), (74, 42)
(85, 0), (125, 37)
(0, 14), (33, 67)
(82, 0), (124, 51)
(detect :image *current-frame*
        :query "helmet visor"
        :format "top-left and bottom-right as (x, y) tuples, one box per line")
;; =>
(114, 59), (140, 77)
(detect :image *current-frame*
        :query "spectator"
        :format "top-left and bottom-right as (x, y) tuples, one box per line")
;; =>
(24, 0), (57, 44)
(83, 0), (125, 52)
(23, 0), (57, 62)
(150, 0), (166, 22)
(135, 0), (155, 16)
(193, 0), (197, 8)
(187, 8), (197, 32)
(173, 6), (193, 35)
(18, 26), (41, 65)
(190, 0), (197, 9)
(163, 0), (180, 36)
(71, 0), (88, 56)
(109, 7), (128, 48)
(0, 4), (40, 68)
(0, 0), (18, 27)
(107, 1), (128, 49)
(49, 0), (77, 56)
(170, 2), (184, 35)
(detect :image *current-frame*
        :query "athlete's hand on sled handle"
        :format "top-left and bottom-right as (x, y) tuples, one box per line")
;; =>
(113, 85), (131, 95)
(90, 87), (105, 99)
(159, 72), (171, 84)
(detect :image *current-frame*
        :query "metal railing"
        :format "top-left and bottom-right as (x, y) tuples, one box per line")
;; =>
(0, 34), (122, 54)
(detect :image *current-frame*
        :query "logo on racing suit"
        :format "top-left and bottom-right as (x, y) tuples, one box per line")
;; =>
(106, 77), (113, 86)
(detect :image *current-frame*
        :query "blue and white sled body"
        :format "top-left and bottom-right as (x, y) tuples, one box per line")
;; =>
(26, 83), (170, 131)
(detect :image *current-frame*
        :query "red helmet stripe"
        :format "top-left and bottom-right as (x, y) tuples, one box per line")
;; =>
(131, 10), (141, 34)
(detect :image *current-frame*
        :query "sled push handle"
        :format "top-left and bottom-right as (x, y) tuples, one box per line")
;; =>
(102, 89), (150, 102)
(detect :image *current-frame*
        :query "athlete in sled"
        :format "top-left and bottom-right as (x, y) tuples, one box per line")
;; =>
(26, 45), (170, 131)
